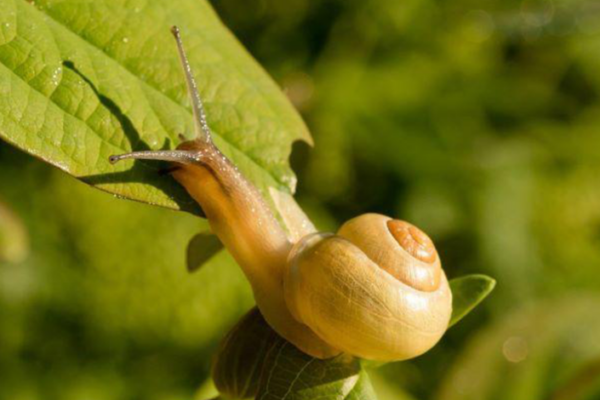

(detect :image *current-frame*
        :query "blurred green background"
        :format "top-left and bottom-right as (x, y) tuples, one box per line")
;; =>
(1, 0), (600, 399)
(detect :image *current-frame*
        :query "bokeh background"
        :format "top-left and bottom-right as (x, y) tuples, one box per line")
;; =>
(2, 0), (600, 399)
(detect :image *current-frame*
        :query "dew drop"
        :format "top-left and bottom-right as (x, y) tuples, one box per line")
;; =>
(147, 136), (159, 148)
(50, 66), (63, 87)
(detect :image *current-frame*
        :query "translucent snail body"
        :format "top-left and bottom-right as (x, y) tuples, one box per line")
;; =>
(110, 27), (452, 362)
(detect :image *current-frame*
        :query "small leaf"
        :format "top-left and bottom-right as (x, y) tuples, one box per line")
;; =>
(186, 232), (224, 273)
(449, 274), (496, 327)
(256, 344), (370, 400)
(212, 308), (378, 400)
(212, 308), (280, 399)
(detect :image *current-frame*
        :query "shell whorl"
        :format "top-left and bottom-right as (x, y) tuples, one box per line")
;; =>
(338, 214), (442, 292)
(388, 220), (437, 263)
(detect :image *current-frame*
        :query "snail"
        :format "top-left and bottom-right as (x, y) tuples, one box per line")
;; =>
(109, 26), (452, 362)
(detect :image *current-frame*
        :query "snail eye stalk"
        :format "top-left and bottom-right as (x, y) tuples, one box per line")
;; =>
(171, 25), (212, 144)
(108, 150), (200, 165)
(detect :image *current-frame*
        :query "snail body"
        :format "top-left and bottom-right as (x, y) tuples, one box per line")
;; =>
(110, 27), (452, 362)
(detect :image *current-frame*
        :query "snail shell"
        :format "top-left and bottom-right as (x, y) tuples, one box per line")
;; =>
(284, 214), (452, 361)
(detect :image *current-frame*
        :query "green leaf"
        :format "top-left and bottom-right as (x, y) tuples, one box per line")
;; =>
(0, 0), (311, 215)
(256, 344), (375, 400)
(212, 308), (280, 400)
(187, 232), (224, 273)
(449, 274), (496, 328)
(212, 308), (378, 400)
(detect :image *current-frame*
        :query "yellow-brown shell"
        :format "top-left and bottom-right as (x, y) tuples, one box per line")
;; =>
(284, 214), (452, 361)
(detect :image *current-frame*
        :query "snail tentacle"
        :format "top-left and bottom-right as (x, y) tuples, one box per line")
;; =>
(171, 26), (212, 144)
(108, 150), (201, 165)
